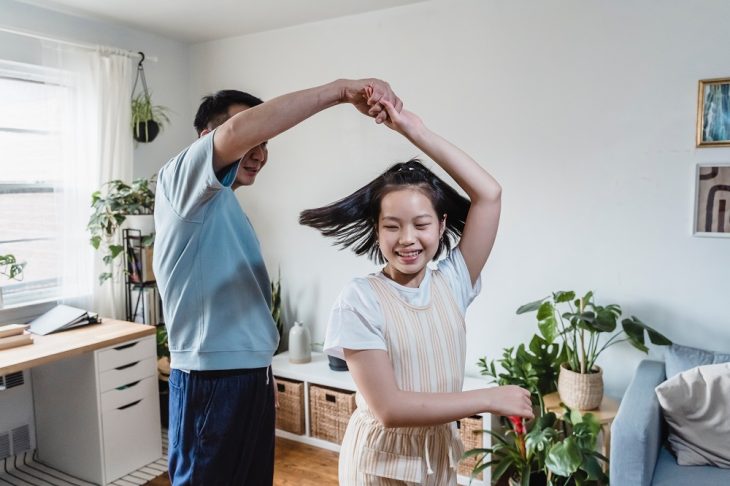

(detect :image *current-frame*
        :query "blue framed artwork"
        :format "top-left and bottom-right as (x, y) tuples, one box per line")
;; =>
(693, 163), (730, 237)
(697, 78), (730, 147)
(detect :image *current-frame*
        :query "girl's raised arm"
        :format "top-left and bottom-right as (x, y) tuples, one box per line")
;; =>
(381, 101), (501, 285)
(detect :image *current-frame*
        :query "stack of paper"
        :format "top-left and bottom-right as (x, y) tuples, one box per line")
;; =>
(0, 324), (33, 350)
(28, 304), (100, 336)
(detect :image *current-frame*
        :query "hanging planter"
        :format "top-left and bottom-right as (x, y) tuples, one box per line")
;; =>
(131, 52), (170, 143)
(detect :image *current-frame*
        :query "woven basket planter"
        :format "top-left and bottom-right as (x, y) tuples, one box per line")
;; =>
(557, 362), (603, 410)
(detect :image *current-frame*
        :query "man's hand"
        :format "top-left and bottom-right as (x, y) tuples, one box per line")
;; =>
(340, 78), (403, 124)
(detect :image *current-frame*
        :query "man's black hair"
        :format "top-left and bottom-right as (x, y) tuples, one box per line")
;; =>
(193, 90), (264, 135)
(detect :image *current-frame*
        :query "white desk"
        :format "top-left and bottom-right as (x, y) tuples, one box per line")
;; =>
(0, 319), (161, 485)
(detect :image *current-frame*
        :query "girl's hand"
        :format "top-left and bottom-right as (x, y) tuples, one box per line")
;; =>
(380, 99), (424, 138)
(484, 385), (534, 419)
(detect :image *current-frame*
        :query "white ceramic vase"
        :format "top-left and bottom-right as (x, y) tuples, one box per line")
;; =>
(288, 321), (311, 364)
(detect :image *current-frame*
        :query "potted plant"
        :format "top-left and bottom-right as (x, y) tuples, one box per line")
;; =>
(87, 176), (156, 284)
(0, 253), (25, 308)
(470, 336), (609, 485)
(131, 92), (170, 143)
(0, 254), (25, 280)
(516, 290), (672, 409)
(271, 273), (284, 348)
(466, 411), (607, 486)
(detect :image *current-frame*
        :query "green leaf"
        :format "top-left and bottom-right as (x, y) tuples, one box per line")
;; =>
(622, 318), (649, 353)
(462, 447), (491, 458)
(553, 291), (576, 303)
(581, 290), (594, 304)
(580, 455), (608, 482)
(109, 245), (124, 259)
(592, 306), (618, 332)
(625, 315), (672, 345)
(90, 236), (101, 250)
(546, 436), (582, 477)
(491, 456), (513, 481)
(98, 272), (112, 285)
(516, 297), (547, 314)
(520, 468), (531, 486)
(537, 302), (557, 342)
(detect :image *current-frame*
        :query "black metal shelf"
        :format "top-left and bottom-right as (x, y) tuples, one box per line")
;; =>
(122, 228), (162, 326)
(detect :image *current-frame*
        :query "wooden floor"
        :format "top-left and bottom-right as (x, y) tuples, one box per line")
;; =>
(147, 437), (339, 485)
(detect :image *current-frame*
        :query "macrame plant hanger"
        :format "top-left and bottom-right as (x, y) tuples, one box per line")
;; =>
(131, 52), (161, 142)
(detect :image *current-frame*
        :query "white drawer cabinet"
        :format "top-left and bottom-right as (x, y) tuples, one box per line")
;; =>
(32, 335), (162, 485)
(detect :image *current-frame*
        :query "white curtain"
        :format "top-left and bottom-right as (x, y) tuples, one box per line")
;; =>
(42, 44), (134, 318)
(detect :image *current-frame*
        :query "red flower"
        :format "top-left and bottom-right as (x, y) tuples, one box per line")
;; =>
(508, 416), (526, 435)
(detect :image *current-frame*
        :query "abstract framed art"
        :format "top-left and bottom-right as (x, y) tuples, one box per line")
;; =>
(696, 78), (730, 147)
(693, 163), (730, 237)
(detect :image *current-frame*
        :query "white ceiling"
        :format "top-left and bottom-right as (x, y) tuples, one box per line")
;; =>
(17, 0), (427, 43)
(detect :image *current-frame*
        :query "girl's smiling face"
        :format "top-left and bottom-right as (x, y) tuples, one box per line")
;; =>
(377, 187), (445, 288)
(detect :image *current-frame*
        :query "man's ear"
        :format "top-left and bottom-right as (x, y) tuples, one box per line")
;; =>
(199, 127), (212, 138)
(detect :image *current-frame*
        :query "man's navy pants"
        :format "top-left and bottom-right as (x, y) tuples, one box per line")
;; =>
(167, 367), (275, 485)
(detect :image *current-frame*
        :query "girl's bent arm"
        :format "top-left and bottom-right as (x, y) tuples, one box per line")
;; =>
(345, 348), (532, 427)
(381, 101), (501, 285)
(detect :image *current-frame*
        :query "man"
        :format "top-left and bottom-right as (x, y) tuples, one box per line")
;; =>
(153, 79), (402, 485)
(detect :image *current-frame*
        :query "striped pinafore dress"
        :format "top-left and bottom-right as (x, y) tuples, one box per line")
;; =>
(338, 270), (467, 486)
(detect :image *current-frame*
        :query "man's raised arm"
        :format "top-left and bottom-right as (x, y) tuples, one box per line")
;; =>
(212, 78), (402, 171)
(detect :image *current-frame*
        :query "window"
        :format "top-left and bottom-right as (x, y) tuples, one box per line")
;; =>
(0, 67), (67, 306)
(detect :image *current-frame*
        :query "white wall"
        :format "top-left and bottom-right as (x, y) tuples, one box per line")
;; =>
(0, 0), (192, 178)
(189, 0), (730, 398)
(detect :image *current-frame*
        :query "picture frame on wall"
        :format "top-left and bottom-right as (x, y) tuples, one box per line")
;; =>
(693, 163), (730, 237)
(696, 78), (730, 147)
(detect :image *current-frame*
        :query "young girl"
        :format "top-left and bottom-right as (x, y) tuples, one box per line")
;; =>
(300, 100), (533, 485)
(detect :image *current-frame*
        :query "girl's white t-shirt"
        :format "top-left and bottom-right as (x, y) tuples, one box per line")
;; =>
(323, 248), (482, 360)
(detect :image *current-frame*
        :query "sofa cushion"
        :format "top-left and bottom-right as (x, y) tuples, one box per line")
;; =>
(664, 343), (730, 379)
(653, 447), (730, 486)
(655, 363), (730, 468)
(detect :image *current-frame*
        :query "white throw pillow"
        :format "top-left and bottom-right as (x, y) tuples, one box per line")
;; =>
(655, 362), (730, 468)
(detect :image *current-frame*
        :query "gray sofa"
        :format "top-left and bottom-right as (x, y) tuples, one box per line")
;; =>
(610, 359), (730, 486)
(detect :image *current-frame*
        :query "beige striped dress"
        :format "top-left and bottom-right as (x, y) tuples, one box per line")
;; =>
(338, 270), (467, 486)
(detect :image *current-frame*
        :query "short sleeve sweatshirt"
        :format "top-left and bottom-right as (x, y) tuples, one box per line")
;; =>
(323, 248), (481, 360)
(153, 131), (279, 371)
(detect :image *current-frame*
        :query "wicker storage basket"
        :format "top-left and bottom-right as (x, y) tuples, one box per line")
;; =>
(274, 376), (305, 435)
(457, 415), (484, 480)
(557, 362), (603, 410)
(309, 384), (356, 444)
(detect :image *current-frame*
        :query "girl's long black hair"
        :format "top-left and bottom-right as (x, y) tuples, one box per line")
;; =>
(299, 159), (470, 264)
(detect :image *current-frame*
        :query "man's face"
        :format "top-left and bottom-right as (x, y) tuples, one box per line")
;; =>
(217, 104), (269, 189)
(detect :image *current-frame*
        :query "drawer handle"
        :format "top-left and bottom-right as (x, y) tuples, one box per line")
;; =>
(115, 361), (140, 371)
(326, 394), (336, 403)
(118, 399), (142, 410)
(116, 380), (141, 391)
(113, 342), (138, 351)
(277, 383), (286, 392)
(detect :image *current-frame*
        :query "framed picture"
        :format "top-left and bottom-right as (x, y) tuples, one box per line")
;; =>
(696, 78), (730, 147)
(693, 163), (730, 237)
